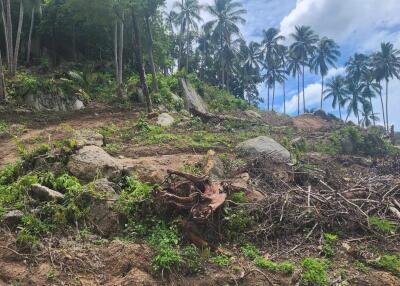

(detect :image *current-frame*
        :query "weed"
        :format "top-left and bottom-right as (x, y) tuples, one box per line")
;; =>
(104, 143), (122, 154)
(354, 261), (369, 273)
(182, 244), (203, 274)
(374, 255), (400, 277)
(230, 192), (247, 203)
(254, 257), (295, 275)
(241, 243), (260, 260)
(369, 217), (396, 233)
(211, 254), (231, 267)
(301, 258), (329, 286)
(322, 233), (338, 258)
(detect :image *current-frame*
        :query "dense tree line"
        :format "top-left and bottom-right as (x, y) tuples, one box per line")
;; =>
(0, 0), (399, 129)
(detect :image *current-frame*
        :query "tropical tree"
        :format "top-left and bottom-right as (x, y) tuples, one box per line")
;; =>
(346, 53), (369, 82)
(261, 27), (284, 61)
(372, 42), (400, 130)
(360, 68), (380, 126)
(360, 101), (379, 128)
(242, 41), (262, 102)
(287, 50), (302, 115)
(26, 0), (42, 64)
(371, 53), (387, 129)
(345, 77), (364, 125)
(264, 56), (286, 112)
(290, 26), (319, 112)
(174, 0), (202, 72)
(324, 75), (348, 120)
(310, 37), (340, 110)
(205, 0), (246, 89)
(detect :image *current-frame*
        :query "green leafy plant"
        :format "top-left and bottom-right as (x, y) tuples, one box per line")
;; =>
(369, 217), (396, 233)
(254, 257), (295, 275)
(301, 258), (329, 286)
(211, 254), (231, 267)
(241, 243), (260, 260)
(322, 233), (338, 258)
(374, 255), (400, 277)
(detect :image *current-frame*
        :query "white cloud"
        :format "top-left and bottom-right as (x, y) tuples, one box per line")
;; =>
(326, 67), (346, 79)
(280, 0), (400, 52)
(285, 83), (322, 114)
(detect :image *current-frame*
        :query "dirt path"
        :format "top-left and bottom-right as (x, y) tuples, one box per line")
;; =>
(0, 104), (141, 168)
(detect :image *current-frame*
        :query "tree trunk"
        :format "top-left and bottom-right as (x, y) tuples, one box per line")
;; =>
(302, 64), (305, 113)
(297, 73), (300, 115)
(118, 12), (124, 86)
(1, 0), (10, 67)
(379, 82), (386, 129)
(12, 0), (24, 77)
(283, 81), (286, 114)
(72, 21), (77, 61)
(6, 0), (13, 70)
(267, 86), (270, 111)
(27, 8), (35, 64)
(338, 104), (342, 120)
(0, 51), (6, 103)
(385, 79), (389, 131)
(272, 82), (275, 111)
(114, 21), (118, 83)
(132, 10), (152, 113)
(145, 15), (159, 93)
(186, 21), (189, 73)
(369, 97), (375, 126)
(320, 75), (324, 110)
(178, 23), (184, 70)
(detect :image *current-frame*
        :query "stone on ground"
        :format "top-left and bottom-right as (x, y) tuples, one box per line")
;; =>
(1, 210), (24, 229)
(236, 136), (291, 163)
(156, 113), (175, 127)
(91, 178), (120, 194)
(29, 184), (64, 202)
(67, 145), (123, 182)
(203, 150), (225, 179)
(86, 195), (120, 237)
(75, 129), (104, 148)
(180, 78), (208, 114)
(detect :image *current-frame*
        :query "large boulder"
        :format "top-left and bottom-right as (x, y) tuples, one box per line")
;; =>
(25, 91), (85, 112)
(156, 113), (175, 127)
(236, 136), (291, 163)
(1, 210), (24, 229)
(86, 195), (120, 237)
(29, 184), (64, 202)
(179, 78), (208, 114)
(67, 145), (123, 182)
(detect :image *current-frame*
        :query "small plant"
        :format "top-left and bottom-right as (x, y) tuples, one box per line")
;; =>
(254, 257), (295, 275)
(354, 261), (369, 273)
(230, 191), (247, 203)
(322, 233), (338, 258)
(374, 255), (400, 277)
(104, 143), (122, 154)
(211, 254), (231, 267)
(301, 258), (329, 286)
(241, 243), (260, 260)
(369, 217), (396, 233)
(182, 244), (203, 274)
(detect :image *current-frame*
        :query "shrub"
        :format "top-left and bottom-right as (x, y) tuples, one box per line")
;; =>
(241, 243), (260, 260)
(182, 245), (203, 274)
(211, 254), (231, 267)
(301, 258), (329, 286)
(374, 255), (400, 277)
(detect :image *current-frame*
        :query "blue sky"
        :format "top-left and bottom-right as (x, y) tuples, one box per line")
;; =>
(166, 0), (400, 129)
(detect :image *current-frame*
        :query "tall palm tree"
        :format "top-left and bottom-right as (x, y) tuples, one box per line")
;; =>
(277, 45), (288, 114)
(371, 53), (387, 129)
(346, 53), (369, 83)
(360, 68), (380, 126)
(360, 101), (379, 128)
(372, 42), (400, 131)
(290, 26), (319, 113)
(242, 41), (262, 102)
(174, 0), (202, 72)
(324, 75), (348, 120)
(261, 27), (284, 61)
(287, 50), (302, 115)
(310, 37), (340, 110)
(26, 0), (42, 64)
(264, 56), (286, 111)
(205, 0), (246, 89)
(345, 77), (365, 125)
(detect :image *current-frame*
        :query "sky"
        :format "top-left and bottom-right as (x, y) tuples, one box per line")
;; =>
(165, 0), (400, 129)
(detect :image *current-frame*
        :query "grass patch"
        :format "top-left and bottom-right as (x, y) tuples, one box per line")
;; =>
(369, 217), (396, 233)
(254, 256), (295, 275)
(301, 258), (329, 286)
(374, 255), (400, 277)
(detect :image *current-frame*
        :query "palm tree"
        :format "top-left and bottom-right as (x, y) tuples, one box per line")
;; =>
(360, 68), (380, 126)
(26, 0), (42, 64)
(371, 53), (387, 129)
(174, 0), (202, 72)
(324, 75), (348, 120)
(287, 50), (302, 115)
(360, 101), (379, 128)
(310, 37), (340, 110)
(242, 41), (262, 102)
(290, 26), (319, 113)
(345, 77), (365, 125)
(346, 53), (369, 82)
(277, 45), (288, 114)
(372, 42), (400, 131)
(261, 27), (284, 60)
(264, 56), (286, 111)
(205, 0), (246, 89)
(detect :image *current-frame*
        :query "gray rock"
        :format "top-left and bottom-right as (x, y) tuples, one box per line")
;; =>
(203, 150), (225, 179)
(67, 145), (123, 182)
(180, 78), (208, 114)
(87, 196), (120, 237)
(75, 129), (104, 148)
(236, 136), (291, 163)
(91, 178), (120, 194)
(25, 91), (85, 112)
(1, 210), (24, 229)
(157, 113), (175, 127)
(30, 184), (64, 202)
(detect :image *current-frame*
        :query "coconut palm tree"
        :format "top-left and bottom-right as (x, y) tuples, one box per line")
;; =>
(290, 26), (319, 112)
(263, 55), (286, 112)
(360, 101), (379, 128)
(346, 53), (369, 83)
(324, 75), (348, 120)
(174, 0), (202, 72)
(26, 0), (42, 64)
(360, 68), (380, 126)
(371, 53), (387, 129)
(310, 37), (340, 110)
(287, 50), (302, 115)
(345, 77), (365, 125)
(277, 45), (288, 114)
(372, 42), (400, 131)
(261, 27), (284, 61)
(205, 0), (246, 89)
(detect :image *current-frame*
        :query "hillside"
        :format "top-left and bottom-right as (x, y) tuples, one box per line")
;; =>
(1, 76), (399, 286)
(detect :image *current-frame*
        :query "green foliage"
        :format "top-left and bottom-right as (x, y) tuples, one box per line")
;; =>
(211, 254), (231, 267)
(374, 255), (400, 277)
(224, 207), (252, 233)
(103, 143), (122, 155)
(301, 258), (329, 286)
(230, 192), (247, 203)
(182, 245), (203, 274)
(369, 217), (396, 233)
(241, 243), (260, 260)
(0, 175), (39, 211)
(16, 215), (50, 250)
(322, 233), (338, 258)
(254, 257), (295, 275)
(354, 261), (369, 273)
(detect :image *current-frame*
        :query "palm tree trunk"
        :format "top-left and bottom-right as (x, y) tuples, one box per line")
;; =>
(0, 51), (5, 103)
(27, 7), (35, 64)
(145, 16), (158, 93)
(272, 82), (275, 111)
(12, 0), (24, 77)
(132, 9), (152, 113)
(114, 21), (118, 83)
(6, 0), (13, 70)
(338, 104), (342, 120)
(267, 86), (270, 111)
(283, 81), (286, 114)
(297, 73), (300, 115)
(320, 74), (324, 110)
(378, 82), (386, 129)
(1, 0), (10, 67)
(186, 22), (189, 72)
(369, 97), (375, 126)
(178, 24), (184, 70)
(118, 12), (124, 87)
(72, 22), (77, 61)
(385, 79), (389, 131)
(302, 64), (305, 113)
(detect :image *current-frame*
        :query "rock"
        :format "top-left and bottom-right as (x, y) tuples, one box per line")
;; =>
(86, 195), (120, 237)
(91, 178), (120, 194)
(24, 91), (85, 112)
(236, 136), (291, 163)
(67, 145), (123, 182)
(244, 110), (262, 120)
(203, 150), (225, 179)
(1, 210), (24, 229)
(29, 184), (64, 202)
(75, 129), (104, 148)
(156, 113), (175, 127)
(179, 78), (208, 114)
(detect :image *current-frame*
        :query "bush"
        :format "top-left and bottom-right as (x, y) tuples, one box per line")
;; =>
(211, 254), (231, 267)
(301, 258), (329, 286)
(241, 243), (260, 260)
(374, 255), (400, 277)
(322, 233), (338, 258)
